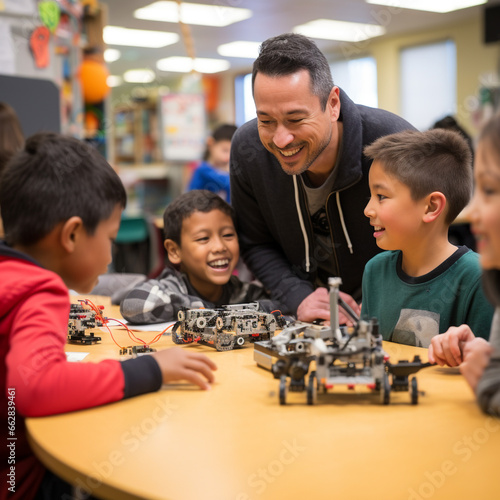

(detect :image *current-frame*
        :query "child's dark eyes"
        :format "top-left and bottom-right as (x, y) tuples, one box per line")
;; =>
(195, 237), (209, 243)
(481, 185), (498, 196)
(377, 194), (387, 201)
(223, 233), (235, 239)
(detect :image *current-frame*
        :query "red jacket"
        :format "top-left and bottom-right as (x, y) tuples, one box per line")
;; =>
(0, 243), (162, 499)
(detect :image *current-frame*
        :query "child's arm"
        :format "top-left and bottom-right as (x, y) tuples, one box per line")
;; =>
(428, 325), (476, 366)
(120, 270), (205, 324)
(460, 338), (493, 390)
(151, 348), (217, 390)
(474, 310), (500, 415)
(8, 275), (216, 418)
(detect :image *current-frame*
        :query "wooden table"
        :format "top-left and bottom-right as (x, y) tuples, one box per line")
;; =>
(26, 308), (500, 500)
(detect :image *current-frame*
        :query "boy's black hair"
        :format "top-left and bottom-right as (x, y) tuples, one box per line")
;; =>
(202, 124), (237, 161)
(252, 33), (334, 111)
(212, 124), (237, 143)
(364, 129), (472, 225)
(0, 132), (126, 246)
(163, 190), (235, 245)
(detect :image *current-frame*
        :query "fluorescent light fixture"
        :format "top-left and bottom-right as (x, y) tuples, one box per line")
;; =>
(104, 26), (179, 48)
(104, 48), (121, 63)
(123, 69), (156, 83)
(134, 1), (252, 27)
(217, 41), (260, 59)
(293, 19), (386, 42)
(157, 56), (230, 74)
(107, 75), (123, 87)
(365, 0), (486, 13)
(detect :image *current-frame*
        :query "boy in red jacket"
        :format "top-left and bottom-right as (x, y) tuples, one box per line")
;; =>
(0, 133), (216, 499)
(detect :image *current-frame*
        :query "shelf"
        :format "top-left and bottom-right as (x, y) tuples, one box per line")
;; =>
(111, 103), (161, 165)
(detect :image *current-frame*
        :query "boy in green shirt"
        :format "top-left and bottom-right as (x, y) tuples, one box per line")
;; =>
(360, 129), (493, 347)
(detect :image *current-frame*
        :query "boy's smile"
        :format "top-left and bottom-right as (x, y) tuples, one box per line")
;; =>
(167, 209), (239, 302)
(364, 161), (427, 252)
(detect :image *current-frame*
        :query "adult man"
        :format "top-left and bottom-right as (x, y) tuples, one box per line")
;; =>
(230, 33), (414, 322)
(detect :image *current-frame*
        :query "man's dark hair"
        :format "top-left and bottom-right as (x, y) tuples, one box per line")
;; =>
(252, 33), (334, 110)
(364, 129), (472, 225)
(0, 132), (126, 246)
(163, 190), (236, 245)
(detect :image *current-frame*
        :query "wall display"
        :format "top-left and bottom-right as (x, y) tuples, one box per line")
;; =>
(39, 1), (61, 33)
(30, 26), (51, 68)
(160, 93), (206, 162)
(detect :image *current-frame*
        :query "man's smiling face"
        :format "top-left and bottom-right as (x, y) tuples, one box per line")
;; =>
(254, 69), (340, 178)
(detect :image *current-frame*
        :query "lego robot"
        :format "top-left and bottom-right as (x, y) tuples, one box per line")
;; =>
(67, 302), (103, 345)
(172, 302), (288, 351)
(254, 278), (430, 405)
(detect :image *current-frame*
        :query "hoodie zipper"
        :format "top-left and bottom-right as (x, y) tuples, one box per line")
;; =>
(325, 190), (340, 276)
(297, 179), (340, 278)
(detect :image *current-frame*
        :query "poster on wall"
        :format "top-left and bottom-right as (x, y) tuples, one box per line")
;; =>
(0, 19), (15, 74)
(160, 93), (206, 162)
(2, 0), (37, 15)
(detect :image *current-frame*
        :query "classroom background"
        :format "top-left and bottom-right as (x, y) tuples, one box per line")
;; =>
(1, 0), (500, 277)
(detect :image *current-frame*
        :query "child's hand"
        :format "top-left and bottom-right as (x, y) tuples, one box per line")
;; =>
(460, 338), (493, 391)
(152, 348), (217, 390)
(428, 325), (475, 366)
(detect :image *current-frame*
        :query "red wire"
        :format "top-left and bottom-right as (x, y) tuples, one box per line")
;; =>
(77, 298), (174, 350)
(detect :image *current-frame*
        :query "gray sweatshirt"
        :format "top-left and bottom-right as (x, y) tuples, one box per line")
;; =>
(476, 269), (500, 416)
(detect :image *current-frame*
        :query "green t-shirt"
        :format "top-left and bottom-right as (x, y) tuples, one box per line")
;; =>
(361, 247), (494, 347)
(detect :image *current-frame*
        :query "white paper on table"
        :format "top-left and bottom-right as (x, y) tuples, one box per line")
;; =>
(66, 352), (89, 362)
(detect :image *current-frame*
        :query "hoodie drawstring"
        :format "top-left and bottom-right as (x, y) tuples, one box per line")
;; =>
(336, 191), (353, 254)
(293, 175), (310, 272)
(293, 178), (354, 274)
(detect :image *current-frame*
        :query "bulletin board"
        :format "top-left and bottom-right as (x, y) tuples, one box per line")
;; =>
(160, 93), (206, 162)
(0, 74), (60, 136)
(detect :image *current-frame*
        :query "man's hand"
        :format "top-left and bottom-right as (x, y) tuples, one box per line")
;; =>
(296, 288), (361, 326)
(428, 325), (476, 367)
(338, 291), (361, 326)
(460, 338), (493, 391)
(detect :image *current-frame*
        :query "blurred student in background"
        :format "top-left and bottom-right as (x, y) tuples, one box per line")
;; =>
(0, 102), (25, 239)
(187, 124), (237, 201)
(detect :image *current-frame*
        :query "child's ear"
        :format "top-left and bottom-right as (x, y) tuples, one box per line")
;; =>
(164, 239), (182, 265)
(422, 192), (447, 223)
(60, 216), (84, 253)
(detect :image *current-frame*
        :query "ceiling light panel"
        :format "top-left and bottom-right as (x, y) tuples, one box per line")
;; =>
(365, 0), (486, 13)
(156, 56), (230, 74)
(107, 75), (123, 87)
(104, 26), (179, 48)
(123, 69), (156, 83)
(134, 1), (252, 27)
(293, 19), (386, 42)
(217, 41), (260, 59)
(104, 48), (121, 63)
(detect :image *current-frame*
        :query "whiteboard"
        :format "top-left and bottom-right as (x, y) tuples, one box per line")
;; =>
(160, 93), (206, 162)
